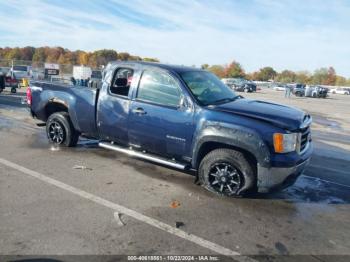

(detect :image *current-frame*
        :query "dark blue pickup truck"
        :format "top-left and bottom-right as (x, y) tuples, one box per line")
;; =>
(27, 61), (312, 196)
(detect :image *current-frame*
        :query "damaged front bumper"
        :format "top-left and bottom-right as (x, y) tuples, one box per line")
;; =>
(257, 158), (310, 193)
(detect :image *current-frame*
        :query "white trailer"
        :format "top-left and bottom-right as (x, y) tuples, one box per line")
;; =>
(73, 66), (92, 80)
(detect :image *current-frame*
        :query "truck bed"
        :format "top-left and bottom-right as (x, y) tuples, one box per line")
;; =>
(29, 81), (98, 137)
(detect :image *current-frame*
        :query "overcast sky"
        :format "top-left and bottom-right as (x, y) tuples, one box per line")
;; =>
(1, 0), (350, 76)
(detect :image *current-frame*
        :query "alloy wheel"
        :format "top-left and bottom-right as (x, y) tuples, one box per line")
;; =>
(48, 121), (65, 144)
(208, 162), (242, 195)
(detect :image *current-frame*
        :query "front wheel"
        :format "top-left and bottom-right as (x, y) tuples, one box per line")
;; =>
(46, 112), (79, 147)
(198, 149), (255, 197)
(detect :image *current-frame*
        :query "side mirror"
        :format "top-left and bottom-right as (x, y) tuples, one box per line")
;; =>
(115, 78), (127, 87)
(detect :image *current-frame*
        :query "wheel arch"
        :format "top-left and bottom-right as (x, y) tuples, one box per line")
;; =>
(195, 141), (258, 173)
(191, 124), (271, 170)
(44, 99), (80, 131)
(44, 101), (68, 120)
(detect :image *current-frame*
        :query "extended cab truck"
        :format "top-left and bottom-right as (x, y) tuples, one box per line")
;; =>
(27, 62), (313, 196)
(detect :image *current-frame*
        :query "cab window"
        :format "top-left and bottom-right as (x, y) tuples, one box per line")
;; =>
(110, 68), (134, 97)
(137, 70), (181, 107)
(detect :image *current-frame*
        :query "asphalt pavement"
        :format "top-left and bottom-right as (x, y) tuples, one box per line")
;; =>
(0, 89), (349, 261)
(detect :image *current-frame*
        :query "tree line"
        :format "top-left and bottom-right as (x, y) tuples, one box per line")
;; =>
(202, 61), (350, 86)
(1, 47), (348, 86)
(0, 46), (159, 68)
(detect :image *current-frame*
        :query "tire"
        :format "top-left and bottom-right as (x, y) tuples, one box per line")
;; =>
(198, 148), (255, 197)
(11, 87), (16, 93)
(244, 88), (249, 93)
(46, 112), (79, 147)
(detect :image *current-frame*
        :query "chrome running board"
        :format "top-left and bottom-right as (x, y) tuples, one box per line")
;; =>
(99, 142), (187, 170)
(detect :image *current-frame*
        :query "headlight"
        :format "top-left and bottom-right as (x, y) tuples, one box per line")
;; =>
(273, 133), (298, 153)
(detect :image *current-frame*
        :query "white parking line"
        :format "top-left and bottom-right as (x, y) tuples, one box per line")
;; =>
(0, 158), (256, 261)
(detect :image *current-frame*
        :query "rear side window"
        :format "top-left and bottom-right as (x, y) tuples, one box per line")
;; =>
(137, 70), (181, 107)
(110, 68), (134, 97)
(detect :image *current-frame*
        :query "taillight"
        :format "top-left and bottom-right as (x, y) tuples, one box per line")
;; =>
(26, 87), (32, 106)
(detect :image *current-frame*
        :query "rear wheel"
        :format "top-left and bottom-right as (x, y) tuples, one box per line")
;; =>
(46, 112), (79, 147)
(198, 149), (255, 197)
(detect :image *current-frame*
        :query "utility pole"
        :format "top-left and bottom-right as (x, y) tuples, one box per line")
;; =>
(11, 59), (13, 78)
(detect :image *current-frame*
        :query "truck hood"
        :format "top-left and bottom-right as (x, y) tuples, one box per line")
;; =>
(210, 98), (305, 130)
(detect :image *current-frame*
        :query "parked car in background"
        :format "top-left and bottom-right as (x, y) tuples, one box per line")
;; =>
(4, 65), (32, 93)
(11, 65), (31, 80)
(0, 67), (10, 75)
(330, 87), (350, 95)
(222, 78), (256, 93)
(273, 84), (286, 91)
(5, 75), (19, 93)
(291, 84), (306, 97)
(305, 85), (328, 98)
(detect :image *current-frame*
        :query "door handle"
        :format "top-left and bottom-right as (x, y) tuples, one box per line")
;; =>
(132, 108), (147, 115)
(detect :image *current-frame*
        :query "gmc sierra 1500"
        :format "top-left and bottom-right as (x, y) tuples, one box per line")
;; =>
(27, 61), (312, 196)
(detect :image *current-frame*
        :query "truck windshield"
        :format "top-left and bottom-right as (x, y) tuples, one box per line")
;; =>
(13, 66), (28, 71)
(180, 71), (238, 106)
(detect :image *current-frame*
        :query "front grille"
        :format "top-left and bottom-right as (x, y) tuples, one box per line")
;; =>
(299, 126), (310, 152)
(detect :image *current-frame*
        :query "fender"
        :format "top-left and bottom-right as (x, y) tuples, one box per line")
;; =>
(44, 98), (80, 132)
(191, 120), (271, 169)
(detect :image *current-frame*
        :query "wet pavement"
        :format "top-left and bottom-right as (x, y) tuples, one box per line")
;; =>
(0, 89), (350, 260)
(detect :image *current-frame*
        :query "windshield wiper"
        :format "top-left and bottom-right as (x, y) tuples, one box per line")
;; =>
(210, 96), (241, 105)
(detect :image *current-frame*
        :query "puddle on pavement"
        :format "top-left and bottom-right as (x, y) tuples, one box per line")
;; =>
(312, 115), (343, 131)
(0, 117), (13, 130)
(257, 175), (350, 204)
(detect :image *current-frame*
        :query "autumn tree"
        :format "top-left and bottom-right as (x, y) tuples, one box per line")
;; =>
(46, 47), (64, 63)
(32, 48), (46, 65)
(130, 55), (142, 61)
(76, 51), (89, 65)
(201, 64), (209, 70)
(295, 71), (312, 84)
(276, 70), (296, 83)
(335, 75), (347, 86)
(224, 61), (245, 78)
(246, 71), (259, 81)
(117, 52), (130, 61)
(324, 67), (336, 85)
(312, 68), (328, 85)
(5, 47), (22, 60)
(254, 67), (276, 81)
(142, 57), (159, 62)
(21, 46), (35, 61)
(207, 65), (225, 78)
